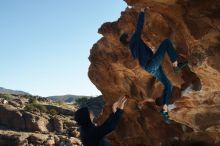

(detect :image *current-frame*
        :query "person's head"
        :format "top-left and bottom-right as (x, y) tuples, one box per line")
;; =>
(75, 107), (93, 127)
(119, 31), (129, 46)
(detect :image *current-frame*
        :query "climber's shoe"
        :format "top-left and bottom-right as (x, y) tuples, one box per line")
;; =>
(167, 104), (176, 112)
(174, 61), (188, 73)
(137, 102), (144, 110)
(160, 110), (171, 124)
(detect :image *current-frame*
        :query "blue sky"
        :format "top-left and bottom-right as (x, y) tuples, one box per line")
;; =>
(0, 0), (127, 97)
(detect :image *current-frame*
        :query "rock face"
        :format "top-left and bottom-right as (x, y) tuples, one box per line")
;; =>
(0, 130), (82, 146)
(0, 94), (81, 146)
(0, 105), (26, 130)
(88, 0), (220, 145)
(23, 112), (51, 132)
(45, 104), (76, 116)
(52, 116), (64, 133)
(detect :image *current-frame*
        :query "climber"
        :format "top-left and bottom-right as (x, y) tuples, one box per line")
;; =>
(119, 7), (188, 124)
(75, 96), (127, 146)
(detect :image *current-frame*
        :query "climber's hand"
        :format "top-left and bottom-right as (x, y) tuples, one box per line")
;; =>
(112, 96), (127, 113)
(141, 8), (145, 12)
(145, 7), (150, 12)
(112, 101), (119, 113)
(140, 7), (150, 12)
(118, 96), (127, 110)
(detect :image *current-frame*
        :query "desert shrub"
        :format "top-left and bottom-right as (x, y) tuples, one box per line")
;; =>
(0, 94), (11, 100)
(34, 103), (47, 113)
(48, 109), (58, 116)
(75, 97), (90, 106)
(24, 103), (47, 113)
(22, 95), (33, 99)
(29, 97), (37, 104)
(57, 101), (64, 105)
(24, 104), (35, 112)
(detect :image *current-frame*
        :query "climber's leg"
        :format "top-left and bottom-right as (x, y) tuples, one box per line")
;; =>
(145, 39), (188, 73)
(145, 39), (178, 72)
(154, 66), (173, 124)
(160, 39), (178, 64)
(155, 66), (173, 105)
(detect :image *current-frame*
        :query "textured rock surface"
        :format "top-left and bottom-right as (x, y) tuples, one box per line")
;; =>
(22, 112), (51, 132)
(0, 94), (82, 146)
(52, 116), (64, 133)
(88, 0), (220, 145)
(0, 130), (81, 146)
(0, 105), (26, 130)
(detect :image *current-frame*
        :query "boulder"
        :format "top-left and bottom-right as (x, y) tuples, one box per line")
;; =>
(27, 134), (48, 145)
(88, 0), (220, 145)
(69, 137), (82, 145)
(0, 104), (25, 130)
(45, 104), (75, 116)
(0, 134), (27, 146)
(23, 112), (50, 132)
(52, 116), (64, 133)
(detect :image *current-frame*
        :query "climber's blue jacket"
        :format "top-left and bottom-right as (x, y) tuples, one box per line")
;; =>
(129, 12), (153, 68)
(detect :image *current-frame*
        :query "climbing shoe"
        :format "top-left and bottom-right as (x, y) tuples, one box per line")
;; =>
(174, 61), (188, 73)
(168, 104), (176, 112)
(160, 110), (171, 124)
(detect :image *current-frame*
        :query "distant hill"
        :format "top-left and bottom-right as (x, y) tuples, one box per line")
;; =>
(47, 95), (93, 103)
(0, 87), (30, 95)
(0, 87), (97, 103)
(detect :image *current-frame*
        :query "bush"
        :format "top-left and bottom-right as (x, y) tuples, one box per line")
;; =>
(48, 109), (58, 116)
(24, 103), (47, 113)
(24, 104), (35, 112)
(0, 94), (11, 100)
(34, 103), (47, 113)
(29, 97), (37, 104)
(22, 95), (33, 99)
(75, 97), (90, 106)
(57, 101), (64, 105)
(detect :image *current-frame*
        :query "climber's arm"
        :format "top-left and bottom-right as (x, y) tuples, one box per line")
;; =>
(128, 9), (146, 58)
(96, 108), (123, 138)
(133, 9), (145, 39)
(96, 97), (127, 138)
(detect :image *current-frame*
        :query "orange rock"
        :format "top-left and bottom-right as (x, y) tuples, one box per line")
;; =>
(89, 0), (220, 145)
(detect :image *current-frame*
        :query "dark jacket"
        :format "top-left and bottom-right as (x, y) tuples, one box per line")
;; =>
(129, 12), (153, 68)
(75, 107), (123, 146)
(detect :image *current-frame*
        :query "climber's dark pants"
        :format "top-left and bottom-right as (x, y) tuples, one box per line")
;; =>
(144, 39), (178, 105)
(99, 139), (113, 146)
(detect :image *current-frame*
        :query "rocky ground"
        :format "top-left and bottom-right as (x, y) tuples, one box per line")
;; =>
(0, 94), (82, 146)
